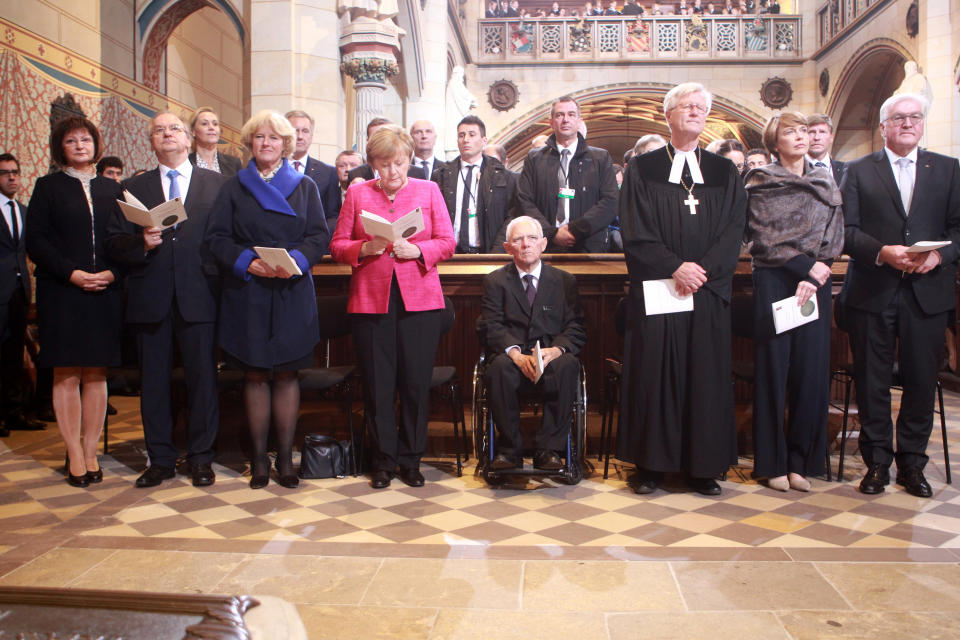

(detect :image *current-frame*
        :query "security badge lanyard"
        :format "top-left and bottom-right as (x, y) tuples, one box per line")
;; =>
(460, 165), (478, 219)
(558, 164), (575, 200)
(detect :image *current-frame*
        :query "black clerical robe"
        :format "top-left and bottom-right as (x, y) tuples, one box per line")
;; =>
(615, 145), (746, 477)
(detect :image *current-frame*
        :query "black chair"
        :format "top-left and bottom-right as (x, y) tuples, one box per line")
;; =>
(298, 295), (360, 476)
(833, 363), (952, 484)
(599, 297), (626, 479)
(428, 296), (469, 476)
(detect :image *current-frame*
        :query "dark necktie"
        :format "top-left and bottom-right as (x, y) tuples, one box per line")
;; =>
(7, 201), (17, 241)
(815, 161), (826, 168)
(524, 273), (537, 307)
(294, 160), (303, 172)
(459, 164), (474, 251)
(556, 148), (570, 225)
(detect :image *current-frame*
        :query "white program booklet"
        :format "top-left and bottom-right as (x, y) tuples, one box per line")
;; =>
(533, 340), (545, 384)
(906, 240), (951, 253)
(360, 207), (425, 242)
(772, 294), (819, 334)
(642, 279), (694, 316)
(253, 246), (303, 276)
(117, 190), (187, 230)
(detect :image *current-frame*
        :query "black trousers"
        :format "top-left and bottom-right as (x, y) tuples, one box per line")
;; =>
(484, 351), (579, 456)
(352, 279), (442, 472)
(0, 286), (28, 418)
(751, 267), (830, 478)
(847, 284), (947, 471)
(136, 297), (219, 468)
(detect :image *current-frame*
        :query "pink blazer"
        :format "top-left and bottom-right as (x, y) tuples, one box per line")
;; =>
(330, 178), (456, 314)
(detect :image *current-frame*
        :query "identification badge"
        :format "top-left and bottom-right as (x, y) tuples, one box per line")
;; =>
(558, 187), (575, 199)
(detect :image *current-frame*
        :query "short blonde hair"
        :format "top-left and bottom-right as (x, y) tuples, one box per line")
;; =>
(241, 110), (296, 157)
(663, 82), (712, 115)
(190, 107), (217, 132)
(762, 111), (807, 158)
(366, 124), (414, 164)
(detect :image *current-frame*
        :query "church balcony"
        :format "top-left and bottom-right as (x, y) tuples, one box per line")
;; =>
(814, 0), (892, 56)
(474, 15), (802, 63)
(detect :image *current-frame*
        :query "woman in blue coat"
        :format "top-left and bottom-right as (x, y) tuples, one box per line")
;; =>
(207, 110), (329, 489)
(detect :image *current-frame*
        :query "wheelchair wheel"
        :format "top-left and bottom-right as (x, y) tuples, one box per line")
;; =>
(483, 468), (506, 486)
(561, 459), (582, 485)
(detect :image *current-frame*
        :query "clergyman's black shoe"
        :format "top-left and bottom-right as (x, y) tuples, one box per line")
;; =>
(689, 477), (722, 496)
(4, 414), (45, 431)
(371, 470), (394, 489)
(135, 465), (176, 488)
(398, 467), (425, 487)
(188, 463), (215, 488)
(533, 449), (563, 471)
(858, 464), (890, 495)
(896, 467), (933, 498)
(491, 453), (521, 470)
(628, 474), (658, 495)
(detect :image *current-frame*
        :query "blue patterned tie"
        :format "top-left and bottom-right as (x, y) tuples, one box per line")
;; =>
(167, 169), (181, 201)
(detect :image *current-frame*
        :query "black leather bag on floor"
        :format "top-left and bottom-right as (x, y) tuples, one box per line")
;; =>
(299, 434), (354, 479)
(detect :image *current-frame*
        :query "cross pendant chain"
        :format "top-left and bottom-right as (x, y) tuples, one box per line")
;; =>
(684, 190), (699, 215)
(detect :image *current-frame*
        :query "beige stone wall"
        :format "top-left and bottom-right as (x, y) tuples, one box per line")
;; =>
(2, 0), (136, 77)
(166, 6), (244, 131)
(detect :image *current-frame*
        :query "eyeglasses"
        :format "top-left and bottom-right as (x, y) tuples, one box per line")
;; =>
(0, 169), (20, 177)
(675, 103), (708, 114)
(152, 125), (186, 136)
(885, 113), (924, 126)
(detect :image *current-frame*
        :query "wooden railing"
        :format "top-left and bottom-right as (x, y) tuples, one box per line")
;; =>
(815, 0), (889, 53)
(476, 15), (802, 62)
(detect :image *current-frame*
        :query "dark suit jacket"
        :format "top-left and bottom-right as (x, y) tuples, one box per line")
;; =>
(301, 156), (341, 227)
(515, 133), (620, 252)
(831, 159), (846, 186)
(431, 155), (515, 253)
(0, 200), (29, 304)
(840, 148), (960, 316)
(479, 261), (586, 357)
(106, 166), (227, 324)
(188, 151), (242, 178)
(347, 163), (425, 184)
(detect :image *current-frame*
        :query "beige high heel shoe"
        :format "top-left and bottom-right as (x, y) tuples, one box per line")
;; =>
(767, 475), (789, 491)
(788, 473), (811, 492)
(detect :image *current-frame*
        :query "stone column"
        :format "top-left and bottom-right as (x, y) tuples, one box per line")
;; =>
(918, 0), (954, 155)
(340, 17), (402, 152)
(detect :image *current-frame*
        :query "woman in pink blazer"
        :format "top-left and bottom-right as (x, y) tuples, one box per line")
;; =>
(330, 125), (456, 489)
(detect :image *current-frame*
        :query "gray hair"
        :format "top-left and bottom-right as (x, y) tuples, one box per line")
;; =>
(505, 215), (544, 241)
(663, 82), (713, 116)
(285, 110), (315, 128)
(633, 134), (666, 155)
(879, 92), (929, 123)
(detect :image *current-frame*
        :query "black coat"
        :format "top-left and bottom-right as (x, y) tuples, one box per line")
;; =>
(831, 159), (847, 186)
(106, 166), (227, 324)
(188, 151), (242, 178)
(840, 149), (960, 316)
(25, 172), (123, 367)
(0, 200), (29, 305)
(479, 261), (586, 357)
(431, 155), (515, 253)
(515, 133), (619, 252)
(302, 156), (341, 228)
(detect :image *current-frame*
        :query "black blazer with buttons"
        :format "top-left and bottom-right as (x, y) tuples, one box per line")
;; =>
(0, 200), (29, 304)
(840, 148), (960, 315)
(431, 154), (515, 253)
(302, 156), (341, 228)
(106, 166), (227, 324)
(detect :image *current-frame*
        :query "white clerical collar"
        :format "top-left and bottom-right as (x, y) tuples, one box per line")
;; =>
(668, 145), (704, 184)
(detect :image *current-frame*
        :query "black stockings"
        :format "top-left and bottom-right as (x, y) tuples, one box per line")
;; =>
(244, 371), (300, 477)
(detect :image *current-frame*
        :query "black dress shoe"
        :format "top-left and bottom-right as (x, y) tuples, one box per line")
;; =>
(491, 453), (521, 470)
(106, 403), (118, 416)
(135, 465), (176, 488)
(858, 464), (890, 495)
(628, 473), (658, 494)
(896, 467), (933, 498)
(689, 477), (722, 496)
(533, 449), (563, 471)
(4, 414), (45, 431)
(371, 470), (394, 489)
(398, 467), (425, 487)
(188, 463), (215, 488)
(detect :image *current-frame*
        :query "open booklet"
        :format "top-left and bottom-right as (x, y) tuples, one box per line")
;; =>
(642, 278), (694, 316)
(117, 190), (188, 230)
(906, 240), (952, 253)
(533, 340), (545, 384)
(252, 247), (303, 277)
(772, 294), (818, 334)
(360, 207), (424, 243)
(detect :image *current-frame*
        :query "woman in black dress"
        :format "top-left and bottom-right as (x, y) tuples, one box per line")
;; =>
(207, 110), (329, 489)
(25, 117), (123, 487)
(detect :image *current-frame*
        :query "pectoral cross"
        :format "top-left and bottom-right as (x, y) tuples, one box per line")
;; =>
(684, 193), (699, 215)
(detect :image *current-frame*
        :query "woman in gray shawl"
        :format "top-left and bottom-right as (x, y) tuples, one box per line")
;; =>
(745, 112), (844, 492)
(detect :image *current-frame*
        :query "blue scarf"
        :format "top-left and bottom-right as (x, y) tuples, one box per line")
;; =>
(237, 158), (304, 217)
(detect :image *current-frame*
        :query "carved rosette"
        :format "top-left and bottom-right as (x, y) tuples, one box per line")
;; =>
(759, 76), (793, 110)
(340, 51), (400, 84)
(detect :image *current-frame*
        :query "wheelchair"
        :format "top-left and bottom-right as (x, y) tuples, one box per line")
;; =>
(471, 351), (588, 486)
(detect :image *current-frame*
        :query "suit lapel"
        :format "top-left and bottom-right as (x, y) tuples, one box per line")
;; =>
(909, 150), (933, 218)
(872, 151), (907, 218)
(505, 263), (531, 317)
(140, 168), (165, 209)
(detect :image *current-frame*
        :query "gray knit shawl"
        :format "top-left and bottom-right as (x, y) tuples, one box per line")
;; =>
(745, 160), (844, 268)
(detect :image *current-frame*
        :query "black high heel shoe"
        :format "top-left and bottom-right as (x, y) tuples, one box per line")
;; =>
(65, 453), (89, 488)
(85, 457), (103, 484)
(275, 455), (299, 489)
(249, 455), (270, 490)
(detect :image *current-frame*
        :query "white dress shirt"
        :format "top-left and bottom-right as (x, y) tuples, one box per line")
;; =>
(291, 155), (308, 174)
(556, 138), (578, 226)
(883, 145), (918, 199)
(453, 157), (483, 248)
(158, 159), (193, 203)
(0, 193), (22, 241)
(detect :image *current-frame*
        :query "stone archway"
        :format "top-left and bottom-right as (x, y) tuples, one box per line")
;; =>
(490, 83), (767, 169)
(827, 38), (911, 160)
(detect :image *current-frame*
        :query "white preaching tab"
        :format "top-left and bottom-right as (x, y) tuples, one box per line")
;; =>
(905, 240), (951, 253)
(667, 149), (705, 185)
(642, 279), (694, 315)
(772, 294), (818, 334)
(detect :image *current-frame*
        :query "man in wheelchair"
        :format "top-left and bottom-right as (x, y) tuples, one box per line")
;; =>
(479, 216), (586, 471)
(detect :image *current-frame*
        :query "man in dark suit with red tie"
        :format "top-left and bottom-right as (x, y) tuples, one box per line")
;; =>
(286, 110), (342, 229)
(431, 116), (515, 253)
(839, 93), (960, 498)
(106, 112), (227, 488)
(0, 153), (44, 435)
(479, 216), (586, 471)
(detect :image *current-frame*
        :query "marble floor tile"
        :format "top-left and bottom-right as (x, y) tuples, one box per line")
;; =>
(777, 610), (960, 640)
(815, 562), (960, 611)
(0, 548), (116, 587)
(522, 560), (683, 612)
(607, 611), (789, 640)
(67, 550), (247, 594)
(361, 558), (522, 609)
(296, 604), (436, 640)
(432, 609), (602, 639)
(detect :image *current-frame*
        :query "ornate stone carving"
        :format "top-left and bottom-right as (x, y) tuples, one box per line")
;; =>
(819, 69), (829, 98)
(906, 0), (919, 38)
(487, 80), (519, 112)
(340, 52), (399, 83)
(759, 76), (792, 109)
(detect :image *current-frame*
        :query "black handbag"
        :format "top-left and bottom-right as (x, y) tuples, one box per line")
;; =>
(299, 434), (354, 479)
